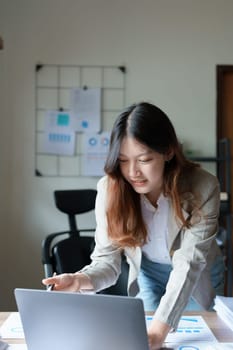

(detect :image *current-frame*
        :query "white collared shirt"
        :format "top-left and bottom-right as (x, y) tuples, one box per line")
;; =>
(141, 194), (171, 264)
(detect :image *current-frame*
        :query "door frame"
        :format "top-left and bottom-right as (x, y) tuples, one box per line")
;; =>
(216, 65), (233, 296)
(216, 65), (233, 141)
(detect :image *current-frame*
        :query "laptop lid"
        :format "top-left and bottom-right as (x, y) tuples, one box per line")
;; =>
(14, 288), (149, 350)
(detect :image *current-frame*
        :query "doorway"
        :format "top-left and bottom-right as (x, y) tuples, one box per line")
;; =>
(217, 66), (233, 209)
(216, 65), (233, 296)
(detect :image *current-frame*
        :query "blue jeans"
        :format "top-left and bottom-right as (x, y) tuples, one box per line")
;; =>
(137, 253), (225, 311)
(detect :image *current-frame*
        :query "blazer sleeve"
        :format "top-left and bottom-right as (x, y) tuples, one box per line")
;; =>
(80, 176), (122, 292)
(154, 171), (220, 329)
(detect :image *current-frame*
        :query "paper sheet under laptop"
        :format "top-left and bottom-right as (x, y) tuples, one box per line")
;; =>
(1, 316), (233, 350)
(146, 315), (217, 343)
(1, 313), (216, 343)
(6, 346), (27, 350)
(4, 339), (233, 350)
(0, 313), (24, 339)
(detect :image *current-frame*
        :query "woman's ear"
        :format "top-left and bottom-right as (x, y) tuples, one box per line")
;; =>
(166, 149), (174, 162)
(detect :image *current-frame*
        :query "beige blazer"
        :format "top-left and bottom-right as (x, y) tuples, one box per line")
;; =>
(81, 168), (221, 329)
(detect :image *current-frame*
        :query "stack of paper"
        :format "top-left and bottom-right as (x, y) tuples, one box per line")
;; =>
(214, 295), (233, 331)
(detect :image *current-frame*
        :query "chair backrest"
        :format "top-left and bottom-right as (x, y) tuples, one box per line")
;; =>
(42, 188), (129, 296)
(54, 189), (97, 234)
(53, 235), (94, 274)
(42, 189), (97, 277)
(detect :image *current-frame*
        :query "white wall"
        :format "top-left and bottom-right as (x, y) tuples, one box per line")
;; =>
(1, 0), (233, 310)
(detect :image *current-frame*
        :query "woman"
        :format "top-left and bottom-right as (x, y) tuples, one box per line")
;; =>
(43, 102), (225, 349)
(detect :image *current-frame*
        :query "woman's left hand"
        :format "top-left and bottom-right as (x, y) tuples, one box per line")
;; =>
(147, 318), (171, 350)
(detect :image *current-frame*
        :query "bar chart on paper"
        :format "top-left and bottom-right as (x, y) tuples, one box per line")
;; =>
(146, 315), (217, 343)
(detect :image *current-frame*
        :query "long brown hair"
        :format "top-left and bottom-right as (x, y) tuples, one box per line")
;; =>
(104, 102), (199, 248)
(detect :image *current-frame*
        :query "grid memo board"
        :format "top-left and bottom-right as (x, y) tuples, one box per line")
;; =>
(35, 64), (126, 177)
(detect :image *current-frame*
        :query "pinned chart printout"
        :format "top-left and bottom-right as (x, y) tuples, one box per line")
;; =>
(45, 110), (73, 130)
(81, 132), (110, 176)
(41, 130), (75, 156)
(71, 87), (101, 132)
(146, 315), (217, 343)
(41, 110), (76, 156)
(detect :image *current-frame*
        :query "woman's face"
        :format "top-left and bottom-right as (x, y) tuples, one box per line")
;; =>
(119, 136), (168, 204)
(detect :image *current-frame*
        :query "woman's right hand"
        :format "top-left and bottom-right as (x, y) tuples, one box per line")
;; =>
(42, 272), (94, 292)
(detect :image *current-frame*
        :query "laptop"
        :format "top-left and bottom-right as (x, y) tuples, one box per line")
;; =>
(14, 288), (149, 350)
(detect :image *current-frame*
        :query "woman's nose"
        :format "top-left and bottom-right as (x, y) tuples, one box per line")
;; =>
(128, 162), (140, 177)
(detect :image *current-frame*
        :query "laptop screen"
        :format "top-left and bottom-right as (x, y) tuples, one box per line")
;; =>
(14, 288), (149, 350)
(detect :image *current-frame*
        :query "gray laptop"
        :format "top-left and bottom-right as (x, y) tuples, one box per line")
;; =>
(14, 288), (149, 350)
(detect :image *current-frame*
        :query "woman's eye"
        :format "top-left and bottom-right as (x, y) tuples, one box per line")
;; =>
(119, 159), (127, 163)
(138, 159), (150, 163)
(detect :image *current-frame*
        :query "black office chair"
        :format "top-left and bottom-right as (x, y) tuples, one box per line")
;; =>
(42, 189), (97, 278)
(41, 189), (129, 296)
